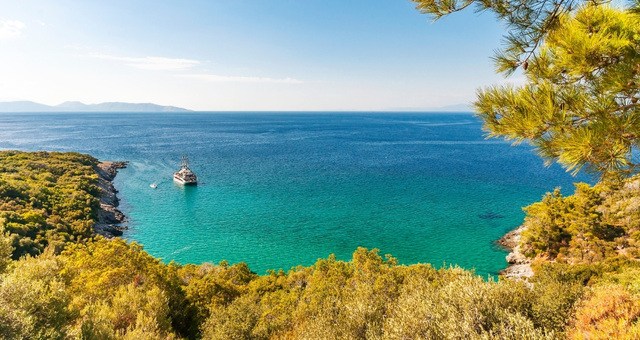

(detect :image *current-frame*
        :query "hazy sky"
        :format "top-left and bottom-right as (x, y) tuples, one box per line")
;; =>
(0, 1), (516, 111)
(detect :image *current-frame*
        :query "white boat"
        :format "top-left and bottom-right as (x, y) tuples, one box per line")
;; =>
(150, 183), (158, 189)
(173, 156), (198, 185)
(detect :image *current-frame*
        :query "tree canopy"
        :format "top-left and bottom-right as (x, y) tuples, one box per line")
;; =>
(0, 151), (100, 258)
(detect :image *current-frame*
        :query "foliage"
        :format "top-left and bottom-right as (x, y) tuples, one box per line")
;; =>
(0, 253), (72, 340)
(521, 175), (640, 262)
(0, 227), (13, 274)
(61, 238), (194, 339)
(201, 249), (569, 339)
(528, 263), (588, 332)
(412, 0), (609, 75)
(567, 284), (640, 339)
(517, 173), (640, 337)
(0, 151), (100, 258)
(475, 5), (640, 178)
(410, 3), (640, 335)
(0, 234), (583, 339)
(178, 261), (256, 328)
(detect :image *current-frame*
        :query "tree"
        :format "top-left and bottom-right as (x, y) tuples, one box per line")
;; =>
(414, 1), (640, 179)
(0, 228), (12, 274)
(0, 254), (72, 340)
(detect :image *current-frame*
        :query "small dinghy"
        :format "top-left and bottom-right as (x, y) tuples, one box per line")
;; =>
(150, 183), (158, 189)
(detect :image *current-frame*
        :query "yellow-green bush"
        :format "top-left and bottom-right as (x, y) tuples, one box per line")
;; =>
(0, 151), (99, 258)
(0, 253), (72, 340)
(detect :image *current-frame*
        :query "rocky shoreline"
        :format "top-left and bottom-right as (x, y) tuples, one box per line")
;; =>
(93, 161), (128, 238)
(497, 225), (533, 279)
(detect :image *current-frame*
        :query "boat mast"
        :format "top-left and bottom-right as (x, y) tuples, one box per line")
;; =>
(181, 156), (190, 170)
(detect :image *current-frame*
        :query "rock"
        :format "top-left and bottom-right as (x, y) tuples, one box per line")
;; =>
(95, 161), (128, 181)
(506, 251), (529, 264)
(497, 225), (533, 280)
(501, 263), (534, 279)
(478, 211), (505, 220)
(94, 224), (127, 238)
(497, 225), (525, 250)
(97, 204), (126, 224)
(93, 161), (128, 238)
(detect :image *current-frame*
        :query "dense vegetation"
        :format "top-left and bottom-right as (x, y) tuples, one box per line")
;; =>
(0, 238), (597, 339)
(522, 178), (640, 262)
(0, 151), (99, 259)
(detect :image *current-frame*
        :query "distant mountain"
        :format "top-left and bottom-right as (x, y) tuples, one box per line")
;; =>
(0, 101), (54, 112)
(0, 100), (191, 112)
(55, 101), (90, 110)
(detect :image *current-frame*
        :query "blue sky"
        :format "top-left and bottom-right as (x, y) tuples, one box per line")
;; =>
(0, 1), (516, 111)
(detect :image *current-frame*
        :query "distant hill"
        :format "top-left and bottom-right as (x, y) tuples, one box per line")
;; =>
(0, 101), (54, 112)
(0, 100), (191, 112)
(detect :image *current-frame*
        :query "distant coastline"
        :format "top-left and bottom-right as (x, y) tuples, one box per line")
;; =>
(0, 100), (191, 112)
(0, 100), (480, 113)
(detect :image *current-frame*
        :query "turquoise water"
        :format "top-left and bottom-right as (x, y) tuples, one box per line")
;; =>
(0, 112), (588, 276)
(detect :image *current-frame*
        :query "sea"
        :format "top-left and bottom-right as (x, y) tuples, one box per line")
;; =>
(0, 112), (589, 276)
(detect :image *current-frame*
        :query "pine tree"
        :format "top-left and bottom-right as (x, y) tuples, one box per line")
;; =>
(414, 1), (640, 179)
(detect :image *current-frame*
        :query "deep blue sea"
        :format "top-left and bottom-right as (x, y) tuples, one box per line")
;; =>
(0, 112), (588, 276)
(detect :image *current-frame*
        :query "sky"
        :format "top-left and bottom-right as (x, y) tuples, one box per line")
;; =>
(0, 0), (516, 111)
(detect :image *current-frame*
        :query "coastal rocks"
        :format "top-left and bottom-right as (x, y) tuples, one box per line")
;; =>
(497, 226), (521, 249)
(503, 262), (534, 279)
(497, 225), (533, 279)
(94, 223), (125, 237)
(93, 161), (128, 238)
(96, 161), (127, 181)
(506, 251), (528, 265)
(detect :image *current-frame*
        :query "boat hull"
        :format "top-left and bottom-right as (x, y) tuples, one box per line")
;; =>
(173, 174), (197, 185)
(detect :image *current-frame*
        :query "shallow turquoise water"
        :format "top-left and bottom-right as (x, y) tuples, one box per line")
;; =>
(0, 112), (588, 276)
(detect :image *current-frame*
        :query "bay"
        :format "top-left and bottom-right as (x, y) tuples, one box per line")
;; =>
(0, 112), (588, 276)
